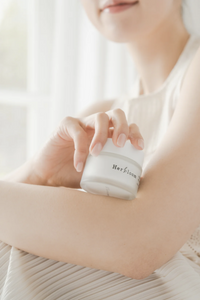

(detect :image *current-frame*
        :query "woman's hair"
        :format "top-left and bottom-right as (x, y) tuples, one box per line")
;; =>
(181, 0), (187, 17)
(181, 0), (194, 34)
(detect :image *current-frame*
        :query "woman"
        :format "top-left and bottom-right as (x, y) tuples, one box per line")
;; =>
(1, 0), (200, 299)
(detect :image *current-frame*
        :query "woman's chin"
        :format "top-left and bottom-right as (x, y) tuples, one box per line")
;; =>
(106, 36), (130, 43)
(101, 29), (136, 44)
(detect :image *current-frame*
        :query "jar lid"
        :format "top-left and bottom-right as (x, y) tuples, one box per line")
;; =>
(100, 138), (145, 168)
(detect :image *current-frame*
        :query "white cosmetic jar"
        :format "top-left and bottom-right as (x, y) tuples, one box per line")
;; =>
(80, 138), (145, 200)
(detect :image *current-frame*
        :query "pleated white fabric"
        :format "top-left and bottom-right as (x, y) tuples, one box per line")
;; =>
(0, 242), (200, 300)
(1, 34), (200, 300)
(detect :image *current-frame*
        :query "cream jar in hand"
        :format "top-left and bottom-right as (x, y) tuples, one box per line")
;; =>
(80, 138), (144, 200)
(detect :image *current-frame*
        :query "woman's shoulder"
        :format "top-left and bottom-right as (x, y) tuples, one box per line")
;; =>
(178, 35), (200, 89)
(171, 34), (200, 107)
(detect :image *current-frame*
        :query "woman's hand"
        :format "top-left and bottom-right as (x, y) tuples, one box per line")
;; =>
(30, 109), (144, 189)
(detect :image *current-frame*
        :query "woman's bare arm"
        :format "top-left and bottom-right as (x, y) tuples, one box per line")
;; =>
(0, 181), (141, 278)
(1, 47), (200, 280)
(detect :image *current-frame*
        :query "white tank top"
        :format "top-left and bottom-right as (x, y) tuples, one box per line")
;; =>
(1, 34), (200, 300)
(110, 33), (200, 266)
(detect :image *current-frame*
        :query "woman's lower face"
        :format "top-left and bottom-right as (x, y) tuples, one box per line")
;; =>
(79, 0), (183, 43)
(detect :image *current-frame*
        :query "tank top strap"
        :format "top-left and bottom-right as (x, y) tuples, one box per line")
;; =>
(129, 34), (200, 99)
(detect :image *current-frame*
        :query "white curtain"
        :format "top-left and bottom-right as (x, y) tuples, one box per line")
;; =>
(29, 0), (200, 150)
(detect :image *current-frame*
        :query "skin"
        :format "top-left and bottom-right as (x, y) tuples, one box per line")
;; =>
(1, 0), (200, 281)
(80, 0), (190, 94)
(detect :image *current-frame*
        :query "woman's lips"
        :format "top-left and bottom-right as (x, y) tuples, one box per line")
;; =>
(102, 2), (138, 14)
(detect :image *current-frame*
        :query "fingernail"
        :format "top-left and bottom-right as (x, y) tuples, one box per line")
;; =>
(91, 142), (102, 156)
(76, 162), (83, 172)
(117, 133), (127, 147)
(138, 139), (144, 149)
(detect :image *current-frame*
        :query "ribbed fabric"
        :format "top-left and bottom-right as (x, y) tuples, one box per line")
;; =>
(1, 34), (200, 300)
(1, 243), (200, 300)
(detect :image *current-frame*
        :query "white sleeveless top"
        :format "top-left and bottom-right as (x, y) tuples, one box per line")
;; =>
(1, 34), (200, 300)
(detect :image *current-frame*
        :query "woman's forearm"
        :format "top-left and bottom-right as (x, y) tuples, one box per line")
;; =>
(0, 180), (142, 279)
(1, 159), (45, 185)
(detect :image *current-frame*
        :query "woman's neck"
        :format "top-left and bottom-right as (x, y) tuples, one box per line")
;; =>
(126, 15), (190, 96)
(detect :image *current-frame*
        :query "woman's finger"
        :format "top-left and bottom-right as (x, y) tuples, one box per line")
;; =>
(128, 123), (144, 150)
(106, 108), (129, 148)
(88, 112), (110, 156)
(86, 109), (129, 156)
(60, 117), (89, 172)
